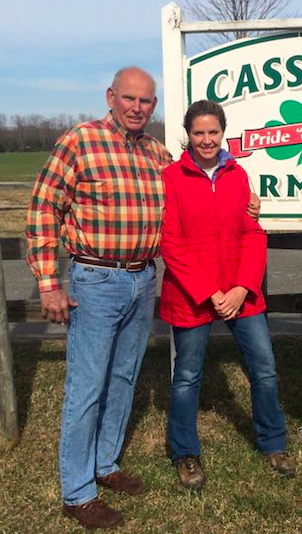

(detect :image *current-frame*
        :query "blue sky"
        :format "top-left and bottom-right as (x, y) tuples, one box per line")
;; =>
(1, 0), (301, 120)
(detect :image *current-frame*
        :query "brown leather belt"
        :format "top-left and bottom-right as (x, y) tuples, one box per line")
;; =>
(73, 255), (152, 272)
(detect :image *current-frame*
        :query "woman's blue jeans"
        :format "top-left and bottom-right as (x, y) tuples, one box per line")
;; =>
(59, 260), (156, 505)
(169, 313), (286, 462)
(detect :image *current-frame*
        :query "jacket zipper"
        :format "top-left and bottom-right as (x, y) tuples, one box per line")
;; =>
(211, 168), (227, 293)
(198, 161), (231, 295)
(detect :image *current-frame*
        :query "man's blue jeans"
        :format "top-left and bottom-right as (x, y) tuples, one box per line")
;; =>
(59, 260), (156, 505)
(169, 314), (286, 462)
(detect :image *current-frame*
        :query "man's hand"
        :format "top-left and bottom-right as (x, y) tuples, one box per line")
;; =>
(40, 289), (78, 324)
(215, 286), (248, 321)
(248, 192), (261, 221)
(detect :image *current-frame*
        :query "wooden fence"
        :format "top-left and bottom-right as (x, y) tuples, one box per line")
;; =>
(0, 182), (302, 320)
(1, 234), (302, 323)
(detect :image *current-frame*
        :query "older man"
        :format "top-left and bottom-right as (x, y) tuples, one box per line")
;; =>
(27, 66), (260, 530)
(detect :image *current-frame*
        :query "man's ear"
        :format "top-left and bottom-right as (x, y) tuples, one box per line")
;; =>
(106, 87), (115, 109)
(152, 96), (158, 114)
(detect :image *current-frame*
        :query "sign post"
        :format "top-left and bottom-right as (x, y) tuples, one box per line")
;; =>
(161, 3), (187, 158)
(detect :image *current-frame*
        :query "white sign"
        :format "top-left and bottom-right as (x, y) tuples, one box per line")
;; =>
(188, 32), (302, 229)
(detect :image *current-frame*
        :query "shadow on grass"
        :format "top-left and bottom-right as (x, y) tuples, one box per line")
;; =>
(198, 335), (302, 446)
(272, 336), (302, 422)
(12, 341), (65, 434)
(12, 334), (302, 457)
(122, 340), (171, 456)
(124, 337), (255, 456)
(125, 334), (302, 458)
(201, 339), (254, 445)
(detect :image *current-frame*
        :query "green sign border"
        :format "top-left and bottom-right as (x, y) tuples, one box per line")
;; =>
(261, 214), (302, 218)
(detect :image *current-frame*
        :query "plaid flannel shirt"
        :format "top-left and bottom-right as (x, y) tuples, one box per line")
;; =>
(26, 112), (172, 292)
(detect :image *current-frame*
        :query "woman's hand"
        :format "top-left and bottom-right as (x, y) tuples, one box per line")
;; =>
(214, 286), (248, 321)
(211, 290), (225, 317)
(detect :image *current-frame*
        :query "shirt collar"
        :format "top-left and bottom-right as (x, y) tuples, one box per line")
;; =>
(103, 111), (151, 146)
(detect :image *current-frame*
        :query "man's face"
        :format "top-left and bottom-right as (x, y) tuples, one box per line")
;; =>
(106, 69), (157, 133)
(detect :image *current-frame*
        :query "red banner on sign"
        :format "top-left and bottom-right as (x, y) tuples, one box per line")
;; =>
(243, 122), (302, 150)
(226, 121), (302, 158)
(227, 138), (253, 159)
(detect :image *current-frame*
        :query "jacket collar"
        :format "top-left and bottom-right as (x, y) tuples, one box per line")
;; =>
(181, 148), (235, 175)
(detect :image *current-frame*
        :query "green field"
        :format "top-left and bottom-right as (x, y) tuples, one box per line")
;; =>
(0, 152), (50, 182)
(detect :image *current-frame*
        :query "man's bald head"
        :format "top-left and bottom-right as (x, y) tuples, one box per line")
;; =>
(111, 67), (156, 97)
(106, 66), (157, 134)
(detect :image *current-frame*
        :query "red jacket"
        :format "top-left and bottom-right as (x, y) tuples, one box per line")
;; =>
(159, 149), (266, 327)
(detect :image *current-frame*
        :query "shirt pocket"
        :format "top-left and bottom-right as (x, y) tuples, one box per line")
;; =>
(74, 179), (115, 207)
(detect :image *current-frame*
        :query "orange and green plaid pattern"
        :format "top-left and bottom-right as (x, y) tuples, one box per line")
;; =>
(26, 112), (172, 292)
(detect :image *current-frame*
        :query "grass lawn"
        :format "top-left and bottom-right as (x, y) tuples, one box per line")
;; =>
(0, 151), (49, 182)
(1, 336), (302, 534)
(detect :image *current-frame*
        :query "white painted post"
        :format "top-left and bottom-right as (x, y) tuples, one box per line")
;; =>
(162, 3), (187, 377)
(161, 2), (187, 160)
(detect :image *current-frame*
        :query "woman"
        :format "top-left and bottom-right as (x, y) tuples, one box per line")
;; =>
(160, 100), (294, 491)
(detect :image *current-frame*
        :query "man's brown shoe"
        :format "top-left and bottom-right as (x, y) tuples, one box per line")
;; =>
(96, 470), (145, 496)
(264, 452), (296, 477)
(62, 497), (124, 530)
(174, 455), (206, 491)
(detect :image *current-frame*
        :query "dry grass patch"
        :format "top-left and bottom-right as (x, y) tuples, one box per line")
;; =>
(0, 209), (27, 237)
(0, 189), (30, 237)
(0, 188), (32, 206)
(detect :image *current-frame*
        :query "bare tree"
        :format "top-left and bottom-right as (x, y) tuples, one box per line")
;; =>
(0, 114), (7, 152)
(181, 0), (294, 44)
(145, 115), (165, 144)
(0, 114), (7, 130)
(11, 115), (26, 152)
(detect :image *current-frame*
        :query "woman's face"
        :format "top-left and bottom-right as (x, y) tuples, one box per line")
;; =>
(189, 114), (224, 169)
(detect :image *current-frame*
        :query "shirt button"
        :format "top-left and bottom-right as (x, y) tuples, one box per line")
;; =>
(142, 197), (145, 202)
(137, 173), (140, 178)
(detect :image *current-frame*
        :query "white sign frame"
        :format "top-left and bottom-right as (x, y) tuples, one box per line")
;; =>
(161, 2), (302, 230)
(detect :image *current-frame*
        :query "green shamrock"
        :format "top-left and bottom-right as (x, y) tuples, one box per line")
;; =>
(265, 100), (302, 166)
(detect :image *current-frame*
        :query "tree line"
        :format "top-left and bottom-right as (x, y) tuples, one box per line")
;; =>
(0, 113), (165, 153)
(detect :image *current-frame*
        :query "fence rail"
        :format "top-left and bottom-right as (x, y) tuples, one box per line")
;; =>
(0, 182), (34, 187)
(1, 236), (302, 322)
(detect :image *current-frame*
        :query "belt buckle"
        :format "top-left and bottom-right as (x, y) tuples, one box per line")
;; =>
(126, 261), (141, 272)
